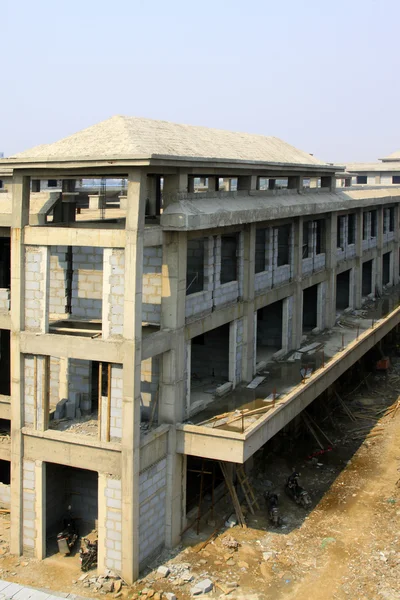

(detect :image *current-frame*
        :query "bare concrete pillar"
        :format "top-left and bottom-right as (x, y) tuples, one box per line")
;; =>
(61, 179), (78, 223)
(393, 205), (400, 285)
(241, 224), (256, 381)
(292, 216), (303, 348)
(188, 176), (195, 193)
(288, 176), (303, 190)
(321, 175), (336, 192)
(208, 176), (219, 192)
(88, 194), (105, 209)
(376, 207), (384, 294)
(121, 169), (146, 583)
(10, 173), (30, 556)
(163, 172), (188, 208)
(237, 175), (258, 191)
(268, 179), (276, 190)
(160, 231), (187, 549)
(325, 213), (338, 327)
(354, 208), (363, 308)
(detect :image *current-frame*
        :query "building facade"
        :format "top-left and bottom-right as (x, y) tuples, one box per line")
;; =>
(0, 117), (400, 582)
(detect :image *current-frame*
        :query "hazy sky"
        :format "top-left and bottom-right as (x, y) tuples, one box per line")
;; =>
(2, 0), (400, 164)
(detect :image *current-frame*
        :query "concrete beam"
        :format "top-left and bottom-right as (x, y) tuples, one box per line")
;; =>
(20, 332), (124, 363)
(24, 226), (125, 249)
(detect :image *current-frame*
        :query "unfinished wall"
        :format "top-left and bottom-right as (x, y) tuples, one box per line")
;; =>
(69, 358), (91, 412)
(0, 289), (10, 312)
(138, 457), (167, 565)
(109, 365), (123, 440)
(49, 246), (68, 315)
(104, 477), (122, 572)
(213, 234), (243, 308)
(186, 236), (214, 320)
(141, 357), (160, 422)
(71, 246), (103, 319)
(25, 246), (48, 331)
(0, 482), (10, 507)
(142, 246), (162, 324)
(191, 324), (230, 380)
(102, 249), (125, 338)
(22, 460), (36, 554)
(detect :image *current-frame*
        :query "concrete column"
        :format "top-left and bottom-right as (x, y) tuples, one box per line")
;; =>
(241, 224), (256, 381)
(288, 176), (303, 190)
(393, 205), (400, 285)
(34, 461), (46, 559)
(229, 321), (238, 388)
(268, 179), (276, 190)
(325, 212), (338, 328)
(376, 207), (384, 294)
(61, 180), (78, 223)
(237, 175), (258, 191)
(121, 169), (146, 583)
(97, 472), (107, 574)
(159, 230), (187, 550)
(321, 175), (336, 191)
(10, 173), (30, 555)
(188, 176), (195, 193)
(354, 208), (363, 308)
(208, 176), (219, 192)
(145, 176), (159, 216)
(163, 172), (188, 208)
(88, 194), (105, 209)
(292, 217), (303, 349)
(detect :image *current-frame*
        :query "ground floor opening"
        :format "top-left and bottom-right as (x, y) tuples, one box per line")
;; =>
(45, 463), (98, 558)
(336, 269), (351, 310)
(189, 323), (230, 410)
(362, 259), (373, 297)
(303, 284), (318, 332)
(257, 300), (283, 362)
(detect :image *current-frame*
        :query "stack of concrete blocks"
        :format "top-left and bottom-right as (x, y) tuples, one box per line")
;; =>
(235, 318), (244, 384)
(22, 460), (36, 555)
(69, 359), (91, 415)
(254, 228), (273, 295)
(0, 481), (10, 507)
(272, 227), (293, 286)
(138, 457), (167, 566)
(213, 234), (243, 308)
(140, 357), (160, 422)
(102, 249), (125, 339)
(109, 365), (123, 440)
(185, 237), (214, 321)
(104, 477), (122, 572)
(71, 246), (103, 319)
(24, 246), (48, 331)
(0, 288), (10, 312)
(23, 356), (35, 426)
(142, 246), (162, 324)
(49, 246), (68, 316)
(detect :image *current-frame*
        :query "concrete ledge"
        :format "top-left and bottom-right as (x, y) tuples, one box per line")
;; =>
(0, 395), (11, 420)
(177, 303), (400, 462)
(22, 428), (122, 474)
(20, 332), (124, 362)
(24, 226), (125, 248)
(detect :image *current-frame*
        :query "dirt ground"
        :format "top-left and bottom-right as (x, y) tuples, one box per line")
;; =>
(0, 364), (399, 599)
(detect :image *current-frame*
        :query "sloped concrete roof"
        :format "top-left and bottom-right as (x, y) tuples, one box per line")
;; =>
(7, 116), (332, 168)
(381, 149), (400, 161)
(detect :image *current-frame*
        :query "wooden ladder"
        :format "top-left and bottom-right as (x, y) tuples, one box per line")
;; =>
(236, 465), (260, 514)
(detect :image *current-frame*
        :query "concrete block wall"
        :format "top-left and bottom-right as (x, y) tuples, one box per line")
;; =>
(71, 246), (103, 319)
(186, 236), (214, 320)
(22, 460), (36, 554)
(138, 457), (167, 565)
(104, 477), (122, 572)
(0, 482), (10, 507)
(142, 246), (162, 324)
(141, 356), (160, 421)
(49, 356), (60, 409)
(235, 318), (244, 384)
(213, 234), (242, 309)
(0, 289), (10, 312)
(69, 359), (91, 411)
(110, 365), (123, 440)
(67, 468), (98, 527)
(49, 246), (68, 315)
(337, 215), (356, 262)
(45, 463), (67, 531)
(24, 246), (48, 331)
(103, 249), (125, 338)
(24, 355), (35, 426)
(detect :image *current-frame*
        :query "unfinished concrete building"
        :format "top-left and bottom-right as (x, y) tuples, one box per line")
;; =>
(1, 116), (400, 582)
